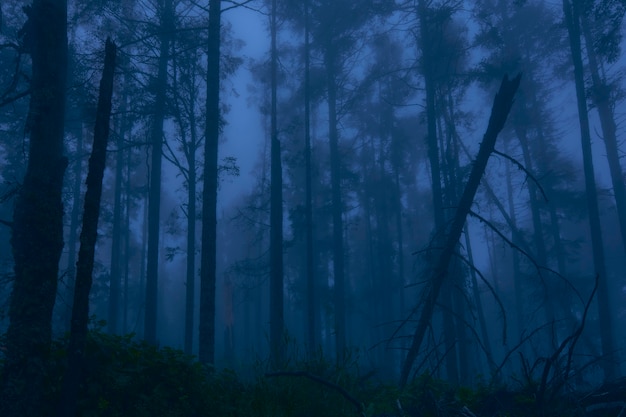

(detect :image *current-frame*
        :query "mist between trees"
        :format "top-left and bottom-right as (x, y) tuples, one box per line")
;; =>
(0, 0), (626, 416)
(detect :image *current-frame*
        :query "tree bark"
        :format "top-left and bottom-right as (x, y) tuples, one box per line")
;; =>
(0, 1), (68, 415)
(400, 73), (521, 388)
(57, 38), (116, 417)
(199, 0), (221, 365)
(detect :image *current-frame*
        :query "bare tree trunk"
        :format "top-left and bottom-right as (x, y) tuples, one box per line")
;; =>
(123, 145), (132, 333)
(303, 0), (316, 355)
(199, 0), (221, 365)
(144, 0), (173, 344)
(400, 74), (521, 388)
(269, 0), (284, 368)
(57, 39), (116, 417)
(0, 2), (68, 416)
(64, 124), (83, 330)
(108, 94), (127, 335)
(184, 140), (197, 354)
(580, 12), (626, 260)
(325, 46), (347, 361)
(563, 0), (616, 381)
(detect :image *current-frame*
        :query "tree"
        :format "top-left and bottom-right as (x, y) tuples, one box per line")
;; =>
(58, 38), (116, 417)
(579, 0), (626, 261)
(166, 26), (205, 355)
(303, 0), (316, 355)
(269, 0), (285, 368)
(0, 0), (68, 415)
(563, 0), (617, 381)
(199, 0), (221, 365)
(144, 0), (174, 344)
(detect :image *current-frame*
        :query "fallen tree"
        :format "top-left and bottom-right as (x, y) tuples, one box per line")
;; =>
(400, 73), (522, 388)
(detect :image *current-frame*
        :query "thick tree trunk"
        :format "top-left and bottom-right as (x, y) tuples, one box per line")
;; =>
(563, 0), (616, 381)
(199, 0), (221, 365)
(144, 0), (173, 344)
(400, 74), (521, 388)
(57, 38), (116, 417)
(0, 1), (68, 416)
(269, 0), (284, 368)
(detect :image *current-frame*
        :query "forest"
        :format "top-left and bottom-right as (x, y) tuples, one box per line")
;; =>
(1, 0), (626, 416)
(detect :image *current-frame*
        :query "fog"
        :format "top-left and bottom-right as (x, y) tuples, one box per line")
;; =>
(1, 0), (625, 406)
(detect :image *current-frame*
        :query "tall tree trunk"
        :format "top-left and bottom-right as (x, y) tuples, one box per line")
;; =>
(0, 1), (68, 416)
(304, 0), (316, 355)
(515, 123), (557, 339)
(269, 0), (284, 368)
(325, 46), (347, 361)
(123, 144), (132, 333)
(184, 137), (197, 355)
(64, 123), (83, 330)
(563, 0), (616, 381)
(144, 0), (173, 344)
(199, 0), (221, 365)
(580, 12), (626, 259)
(108, 97), (126, 334)
(417, 0), (457, 382)
(57, 39), (116, 417)
(503, 141), (526, 343)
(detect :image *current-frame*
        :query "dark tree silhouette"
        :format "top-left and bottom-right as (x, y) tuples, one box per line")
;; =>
(199, 0), (221, 365)
(0, 1), (68, 415)
(144, 0), (174, 344)
(58, 38), (116, 417)
(563, 0), (617, 381)
(269, 0), (285, 368)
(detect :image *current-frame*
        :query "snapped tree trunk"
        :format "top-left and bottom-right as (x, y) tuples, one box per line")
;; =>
(0, 1), (68, 416)
(399, 73), (521, 388)
(57, 38), (116, 417)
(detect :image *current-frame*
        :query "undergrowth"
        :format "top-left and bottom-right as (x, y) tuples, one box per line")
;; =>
(0, 327), (609, 417)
